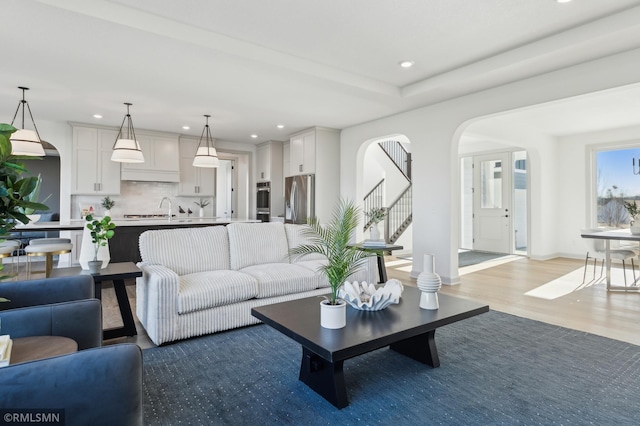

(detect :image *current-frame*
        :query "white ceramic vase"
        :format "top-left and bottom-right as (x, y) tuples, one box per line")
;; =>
(199, 208), (204, 218)
(78, 226), (110, 270)
(320, 299), (346, 329)
(417, 254), (442, 310)
(631, 221), (640, 235)
(370, 223), (381, 241)
(104, 210), (111, 217)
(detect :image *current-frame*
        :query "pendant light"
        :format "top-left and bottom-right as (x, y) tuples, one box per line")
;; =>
(111, 102), (144, 163)
(193, 115), (219, 168)
(9, 87), (45, 156)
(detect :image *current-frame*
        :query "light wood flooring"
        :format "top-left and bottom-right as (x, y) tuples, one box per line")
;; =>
(387, 255), (640, 346)
(10, 256), (640, 348)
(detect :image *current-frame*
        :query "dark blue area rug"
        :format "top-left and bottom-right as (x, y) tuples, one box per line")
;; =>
(143, 311), (640, 425)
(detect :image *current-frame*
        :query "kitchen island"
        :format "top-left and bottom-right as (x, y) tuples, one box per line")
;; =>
(13, 218), (259, 264)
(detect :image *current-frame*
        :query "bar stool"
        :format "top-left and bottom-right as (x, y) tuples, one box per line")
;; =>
(0, 240), (21, 278)
(24, 238), (73, 278)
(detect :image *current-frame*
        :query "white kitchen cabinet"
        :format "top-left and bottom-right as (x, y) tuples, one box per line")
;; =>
(288, 127), (340, 223)
(121, 134), (180, 182)
(71, 125), (121, 194)
(289, 130), (315, 176)
(256, 141), (283, 182)
(255, 141), (284, 216)
(177, 137), (215, 196)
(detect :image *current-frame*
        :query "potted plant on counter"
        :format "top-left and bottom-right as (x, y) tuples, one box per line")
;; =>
(194, 198), (210, 218)
(85, 214), (116, 274)
(289, 199), (375, 329)
(101, 196), (115, 217)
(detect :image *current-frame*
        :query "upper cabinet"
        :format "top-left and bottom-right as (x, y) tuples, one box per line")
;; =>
(121, 134), (180, 182)
(288, 127), (340, 223)
(71, 125), (121, 195)
(289, 131), (316, 176)
(257, 141), (283, 182)
(177, 137), (215, 196)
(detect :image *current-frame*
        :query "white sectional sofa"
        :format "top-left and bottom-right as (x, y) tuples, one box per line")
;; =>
(136, 222), (375, 345)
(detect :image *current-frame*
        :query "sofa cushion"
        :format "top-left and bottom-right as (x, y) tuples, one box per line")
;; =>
(239, 263), (321, 298)
(295, 259), (330, 288)
(227, 222), (289, 270)
(178, 270), (257, 314)
(284, 224), (327, 262)
(139, 226), (230, 276)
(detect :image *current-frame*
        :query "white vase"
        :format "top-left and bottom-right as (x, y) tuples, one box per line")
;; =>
(78, 226), (110, 270)
(104, 210), (111, 217)
(199, 208), (204, 218)
(370, 223), (381, 241)
(631, 221), (640, 235)
(417, 254), (442, 310)
(320, 299), (346, 329)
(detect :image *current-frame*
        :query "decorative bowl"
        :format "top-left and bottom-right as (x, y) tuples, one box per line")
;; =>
(338, 279), (404, 311)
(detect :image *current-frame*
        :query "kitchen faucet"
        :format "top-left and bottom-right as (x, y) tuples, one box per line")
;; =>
(158, 197), (173, 222)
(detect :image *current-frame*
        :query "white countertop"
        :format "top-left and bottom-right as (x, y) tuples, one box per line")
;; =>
(12, 218), (259, 231)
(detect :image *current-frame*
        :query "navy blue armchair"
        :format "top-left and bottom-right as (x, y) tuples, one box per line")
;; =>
(0, 275), (143, 425)
(0, 344), (143, 426)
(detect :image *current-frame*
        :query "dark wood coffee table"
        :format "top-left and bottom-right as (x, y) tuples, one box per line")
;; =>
(50, 262), (142, 340)
(251, 286), (489, 408)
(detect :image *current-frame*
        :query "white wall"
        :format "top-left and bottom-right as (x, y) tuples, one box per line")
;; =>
(341, 48), (640, 284)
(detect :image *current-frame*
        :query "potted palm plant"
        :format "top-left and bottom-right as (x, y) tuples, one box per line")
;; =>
(85, 214), (116, 273)
(289, 199), (375, 328)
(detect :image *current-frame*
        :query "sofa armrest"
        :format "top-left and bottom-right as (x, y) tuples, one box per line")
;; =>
(0, 299), (102, 350)
(0, 275), (94, 311)
(135, 262), (180, 345)
(0, 344), (143, 426)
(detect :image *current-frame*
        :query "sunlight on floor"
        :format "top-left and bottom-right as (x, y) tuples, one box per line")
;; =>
(458, 255), (520, 275)
(524, 266), (636, 300)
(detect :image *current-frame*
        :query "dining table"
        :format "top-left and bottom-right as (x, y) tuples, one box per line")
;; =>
(580, 229), (640, 292)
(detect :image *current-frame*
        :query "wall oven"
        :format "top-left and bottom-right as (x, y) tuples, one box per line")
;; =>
(256, 181), (270, 222)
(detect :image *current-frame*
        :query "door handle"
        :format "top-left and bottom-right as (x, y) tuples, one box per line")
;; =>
(504, 215), (509, 217)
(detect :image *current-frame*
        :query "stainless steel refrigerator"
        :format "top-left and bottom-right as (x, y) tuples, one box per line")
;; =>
(285, 174), (315, 224)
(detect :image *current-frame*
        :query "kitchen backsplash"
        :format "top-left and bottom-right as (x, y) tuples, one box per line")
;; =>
(71, 181), (215, 219)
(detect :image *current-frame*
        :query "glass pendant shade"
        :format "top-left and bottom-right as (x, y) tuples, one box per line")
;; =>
(193, 115), (219, 168)
(111, 102), (144, 163)
(9, 87), (45, 156)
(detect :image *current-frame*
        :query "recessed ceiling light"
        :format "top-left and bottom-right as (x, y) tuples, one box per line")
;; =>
(93, 114), (102, 119)
(251, 134), (258, 138)
(182, 125), (190, 130)
(557, 0), (572, 3)
(277, 124), (284, 129)
(399, 60), (414, 68)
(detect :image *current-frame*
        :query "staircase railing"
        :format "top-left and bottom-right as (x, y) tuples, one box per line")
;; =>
(363, 178), (384, 231)
(384, 184), (412, 244)
(378, 140), (411, 181)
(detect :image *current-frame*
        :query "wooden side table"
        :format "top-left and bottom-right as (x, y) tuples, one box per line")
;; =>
(351, 243), (404, 283)
(50, 262), (142, 340)
(10, 336), (77, 365)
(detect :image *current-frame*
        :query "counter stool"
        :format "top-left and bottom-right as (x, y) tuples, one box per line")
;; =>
(25, 238), (73, 278)
(0, 240), (21, 278)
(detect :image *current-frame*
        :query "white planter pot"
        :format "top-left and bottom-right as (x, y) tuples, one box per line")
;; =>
(199, 208), (204, 218)
(320, 299), (346, 329)
(78, 226), (110, 270)
(631, 222), (640, 235)
(370, 223), (381, 241)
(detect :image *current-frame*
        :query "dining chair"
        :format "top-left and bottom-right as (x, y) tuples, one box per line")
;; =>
(580, 228), (637, 284)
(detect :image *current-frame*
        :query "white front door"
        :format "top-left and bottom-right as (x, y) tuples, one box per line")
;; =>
(473, 153), (512, 253)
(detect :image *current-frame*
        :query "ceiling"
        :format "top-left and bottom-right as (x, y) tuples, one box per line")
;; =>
(2, 0), (640, 144)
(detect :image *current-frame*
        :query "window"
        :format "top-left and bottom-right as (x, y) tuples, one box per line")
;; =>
(595, 147), (640, 228)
